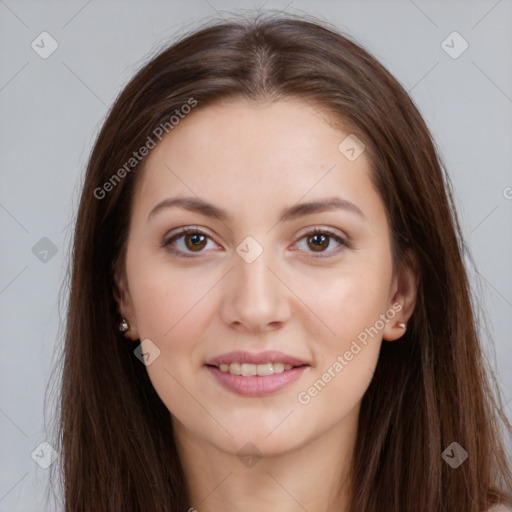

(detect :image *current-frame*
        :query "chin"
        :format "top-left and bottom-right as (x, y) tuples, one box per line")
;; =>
(211, 417), (312, 456)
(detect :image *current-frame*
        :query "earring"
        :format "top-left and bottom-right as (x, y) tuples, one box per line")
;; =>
(397, 321), (406, 330)
(118, 318), (129, 333)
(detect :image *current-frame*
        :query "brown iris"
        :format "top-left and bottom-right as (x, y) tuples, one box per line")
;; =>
(308, 232), (329, 252)
(184, 233), (208, 251)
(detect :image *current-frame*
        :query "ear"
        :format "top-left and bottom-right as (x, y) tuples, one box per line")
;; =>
(113, 264), (139, 341)
(382, 249), (419, 341)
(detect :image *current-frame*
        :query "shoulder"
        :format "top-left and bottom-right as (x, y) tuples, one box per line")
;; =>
(486, 505), (512, 512)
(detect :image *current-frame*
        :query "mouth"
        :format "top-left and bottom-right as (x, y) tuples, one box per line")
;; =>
(204, 350), (310, 396)
(205, 362), (308, 376)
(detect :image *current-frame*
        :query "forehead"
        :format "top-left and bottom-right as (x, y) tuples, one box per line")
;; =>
(144, 97), (353, 170)
(132, 97), (383, 226)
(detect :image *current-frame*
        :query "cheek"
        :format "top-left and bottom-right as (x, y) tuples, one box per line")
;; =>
(126, 242), (215, 339)
(127, 265), (214, 419)
(301, 263), (392, 344)
(295, 275), (388, 419)
(126, 255), (220, 404)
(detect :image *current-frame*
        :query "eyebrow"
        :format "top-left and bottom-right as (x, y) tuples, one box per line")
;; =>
(147, 196), (367, 223)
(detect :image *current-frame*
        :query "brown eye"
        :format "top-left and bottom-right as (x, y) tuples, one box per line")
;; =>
(293, 227), (350, 258)
(307, 232), (330, 252)
(163, 228), (215, 258)
(184, 233), (207, 251)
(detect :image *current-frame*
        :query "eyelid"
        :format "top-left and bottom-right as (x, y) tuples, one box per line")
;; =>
(164, 225), (213, 240)
(295, 225), (347, 241)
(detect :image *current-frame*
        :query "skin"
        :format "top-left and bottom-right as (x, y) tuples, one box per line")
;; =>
(114, 97), (418, 512)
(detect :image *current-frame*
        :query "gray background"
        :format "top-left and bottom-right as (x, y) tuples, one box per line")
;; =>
(1, 0), (511, 510)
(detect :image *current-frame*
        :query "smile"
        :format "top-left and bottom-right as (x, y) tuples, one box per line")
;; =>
(216, 362), (294, 376)
(204, 350), (311, 396)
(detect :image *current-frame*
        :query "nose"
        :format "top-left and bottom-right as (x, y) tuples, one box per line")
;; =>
(219, 248), (291, 334)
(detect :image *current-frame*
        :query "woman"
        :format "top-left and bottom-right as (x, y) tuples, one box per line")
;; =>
(53, 12), (512, 512)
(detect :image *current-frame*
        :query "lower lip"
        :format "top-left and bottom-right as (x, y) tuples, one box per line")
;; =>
(206, 365), (309, 396)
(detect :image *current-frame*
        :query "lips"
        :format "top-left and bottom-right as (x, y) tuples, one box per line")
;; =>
(204, 351), (310, 396)
(206, 365), (309, 396)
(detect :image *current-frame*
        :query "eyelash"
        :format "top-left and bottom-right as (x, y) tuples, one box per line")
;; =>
(162, 227), (351, 259)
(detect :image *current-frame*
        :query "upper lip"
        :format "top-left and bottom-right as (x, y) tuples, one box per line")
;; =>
(205, 350), (310, 367)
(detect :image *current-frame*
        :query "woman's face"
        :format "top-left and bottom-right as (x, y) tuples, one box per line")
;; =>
(115, 97), (415, 457)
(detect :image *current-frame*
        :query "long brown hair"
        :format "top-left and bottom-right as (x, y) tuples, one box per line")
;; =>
(50, 11), (512, 511)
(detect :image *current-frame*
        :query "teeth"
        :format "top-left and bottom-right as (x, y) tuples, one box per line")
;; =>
(217, 362), (294, 376)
